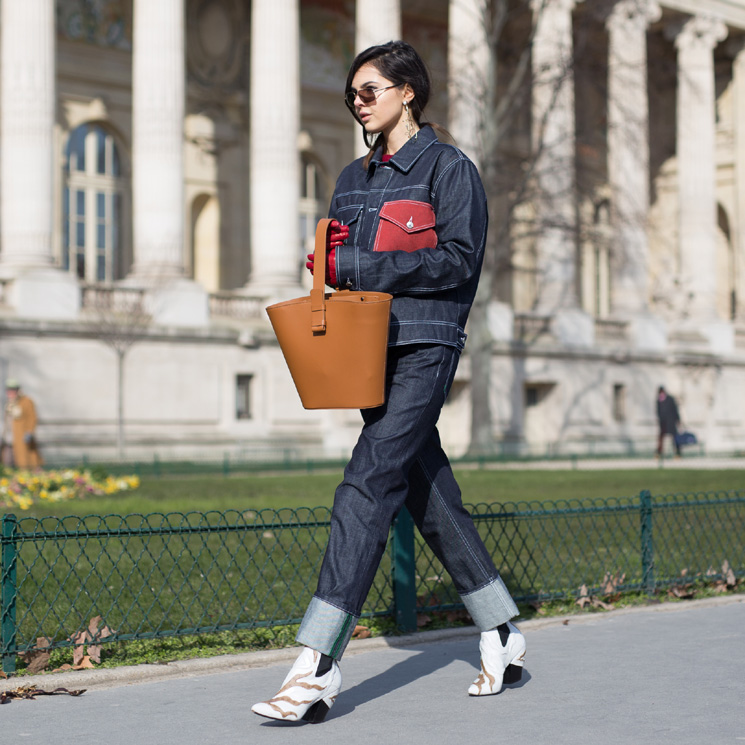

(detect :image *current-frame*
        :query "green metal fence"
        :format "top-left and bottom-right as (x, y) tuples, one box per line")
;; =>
(2, 489), (743, 674)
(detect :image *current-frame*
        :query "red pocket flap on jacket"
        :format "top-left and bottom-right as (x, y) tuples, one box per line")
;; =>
(378, 200), (435, 234)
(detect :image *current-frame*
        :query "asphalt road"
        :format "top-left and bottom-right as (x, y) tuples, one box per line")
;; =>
(2, 596), (743, 745)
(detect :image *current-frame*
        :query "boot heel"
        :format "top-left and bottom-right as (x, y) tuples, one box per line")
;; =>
(302, 699), (331, 724)
(503, 663), (523, 685)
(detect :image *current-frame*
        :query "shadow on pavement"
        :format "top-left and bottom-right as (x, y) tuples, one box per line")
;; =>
(331, 644), (532, 720)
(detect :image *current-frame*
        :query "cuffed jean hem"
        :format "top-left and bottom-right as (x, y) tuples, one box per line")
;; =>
(461, 576), (519, 631)
(295, 596), (359, 660)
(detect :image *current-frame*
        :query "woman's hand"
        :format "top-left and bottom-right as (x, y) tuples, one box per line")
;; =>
(306, 220), (348, 285)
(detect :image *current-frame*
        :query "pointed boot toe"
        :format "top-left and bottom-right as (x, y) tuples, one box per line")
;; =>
(252, 647), (342, 723)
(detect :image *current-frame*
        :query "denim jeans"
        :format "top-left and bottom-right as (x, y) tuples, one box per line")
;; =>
(296, 343), (518, 658)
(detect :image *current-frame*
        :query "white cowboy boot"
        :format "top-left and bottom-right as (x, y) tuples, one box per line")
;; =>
(468, 621), (526, 696)
(252, 647), (342, 723)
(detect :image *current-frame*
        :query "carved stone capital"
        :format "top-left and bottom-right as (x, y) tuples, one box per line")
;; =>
(605, 0), (661, 34)
(530, 0), (582, 16)
(668, 15), (728, 53)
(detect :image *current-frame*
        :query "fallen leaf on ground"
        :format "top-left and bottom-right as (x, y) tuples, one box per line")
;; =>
(73, 656), (95, 670)
(352, 625), (371, 639)
(601, 571), (626, 596)
(722, 560), (736, 587)
(1, 686), (86, 704)
(575, 584), (591, 609)
(591, 597), (614, 611)
(25, 651), (51, 675)
(19, 637), (53, 675)
(69, 630), (89, 667)
(88, 616), (115, 642)
(576, 584), (614, 611)
(668, 585), (695, 599)
(87, 644), (103, 664)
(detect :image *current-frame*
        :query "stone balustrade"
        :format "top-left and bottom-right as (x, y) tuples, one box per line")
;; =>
(208, 292), (264, 321)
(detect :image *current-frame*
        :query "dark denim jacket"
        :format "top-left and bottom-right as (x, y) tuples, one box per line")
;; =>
(331, 125), (488, 351)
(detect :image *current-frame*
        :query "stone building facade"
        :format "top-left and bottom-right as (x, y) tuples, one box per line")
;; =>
(1, 0), (745, 462)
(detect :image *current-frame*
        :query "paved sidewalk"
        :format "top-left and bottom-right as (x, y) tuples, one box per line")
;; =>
(477, 455), (745, 470)
(1, 596), (743, 745)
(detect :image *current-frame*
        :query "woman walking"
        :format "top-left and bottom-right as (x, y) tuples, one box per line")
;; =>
(253, 40), (525, 723)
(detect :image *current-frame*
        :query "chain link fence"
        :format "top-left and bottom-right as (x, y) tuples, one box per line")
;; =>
(2, 489), (743, 674)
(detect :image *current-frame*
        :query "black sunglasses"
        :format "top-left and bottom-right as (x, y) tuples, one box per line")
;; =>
(344, 84), (402, 109)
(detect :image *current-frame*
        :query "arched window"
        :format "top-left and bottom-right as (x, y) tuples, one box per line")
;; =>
(63, 123), (124, 282)
(191, 193), (221, 292)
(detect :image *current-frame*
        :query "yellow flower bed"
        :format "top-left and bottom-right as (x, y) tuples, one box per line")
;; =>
(0, 469), (140, 511)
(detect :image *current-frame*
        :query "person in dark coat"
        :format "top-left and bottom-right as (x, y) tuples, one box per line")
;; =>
(656, 386), (681, 457)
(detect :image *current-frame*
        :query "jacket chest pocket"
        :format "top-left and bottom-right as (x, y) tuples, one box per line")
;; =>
(373, 200), (437, 253)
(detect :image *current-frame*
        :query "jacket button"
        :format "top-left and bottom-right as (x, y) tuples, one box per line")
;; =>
(346, 279), (353, 288)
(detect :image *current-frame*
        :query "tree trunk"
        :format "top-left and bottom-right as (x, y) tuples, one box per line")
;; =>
(468, 286), (495, 456)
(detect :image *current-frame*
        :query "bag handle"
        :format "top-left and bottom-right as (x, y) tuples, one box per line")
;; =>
(311, 218), (333, 333)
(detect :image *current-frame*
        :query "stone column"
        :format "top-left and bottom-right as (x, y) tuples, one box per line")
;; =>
(673, 15), (727, 322)
(356, 0), (400, 52)
(449, 0), (513, 340)
(0, 0), (79, 319)
(354, 0), (401, 158)
(246, 0), (302, 294)
(130, 0), (186, 281)
(448, 0), (489, 166)
(531, 0), (582, 316)
(606, 0), (660, 317)
(731, 42), (745, 323)
(0, 0), (54, 272)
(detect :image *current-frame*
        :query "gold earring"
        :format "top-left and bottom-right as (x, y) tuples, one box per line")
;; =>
(404, 101), (414, 140)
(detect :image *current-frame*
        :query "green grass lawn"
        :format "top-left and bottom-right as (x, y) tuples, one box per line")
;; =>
(8, 465), (744, 518)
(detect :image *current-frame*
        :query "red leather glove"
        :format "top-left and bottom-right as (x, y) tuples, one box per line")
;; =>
(306, 220), (348, 285)
(307, 248), (337, 285)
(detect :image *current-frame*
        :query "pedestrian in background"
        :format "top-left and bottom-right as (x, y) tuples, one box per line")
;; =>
(252, 40), (525, 724)
(2, 379), (43, 469)
(656, 385), (681, 458)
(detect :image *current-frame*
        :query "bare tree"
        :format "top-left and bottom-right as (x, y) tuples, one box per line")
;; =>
(81, 285), (151, 460)
(450, 0), (644, 454)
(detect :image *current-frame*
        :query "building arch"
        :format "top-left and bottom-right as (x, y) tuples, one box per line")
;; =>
(191, 193), (221, 292)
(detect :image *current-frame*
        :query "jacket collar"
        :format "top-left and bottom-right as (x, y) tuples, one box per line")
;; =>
(367, 125), (439, 175)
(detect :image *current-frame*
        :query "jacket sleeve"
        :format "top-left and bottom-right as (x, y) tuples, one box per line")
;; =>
(333, 155), (488, 295)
